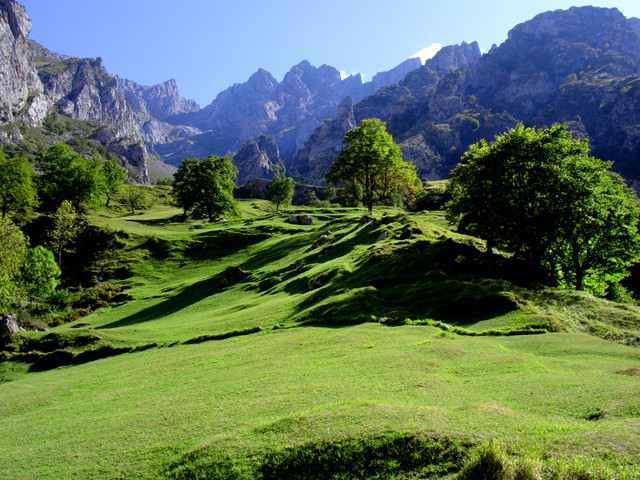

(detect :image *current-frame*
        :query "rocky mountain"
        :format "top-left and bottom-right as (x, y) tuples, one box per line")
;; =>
(0, 0), (151, 183)
(232, 134), (284, 185)
(292, 8), (640, 187)
(287, 96), (356, 185)
(151, 58), (425, 167)
(290, 41), (487, 182)
(0, 0), (47, 129)
(118, 78), (200, 121)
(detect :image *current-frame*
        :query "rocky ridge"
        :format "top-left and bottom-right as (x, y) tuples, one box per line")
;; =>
(151, 58), (426, 167)
(293, 8), (640, 186)
(233, 134), (285, 185)
(0, 0), (151, 183)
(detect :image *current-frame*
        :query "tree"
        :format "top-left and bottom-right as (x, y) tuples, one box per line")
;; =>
(0, 151), (37, 218)
(50, 200), (82, 268)
(123, 185), (147, 215)
(269, 175), (295, 211)
(326, 118), (419, 213)
(37, 143), (106, 212)
(173, 155), (237, 221)
(446, 123), (640, 293)
(0, 218), (27, 311)
(20, 246), (61, 301)
(102, 155), (128, 208)
(172, 157), (200, 216)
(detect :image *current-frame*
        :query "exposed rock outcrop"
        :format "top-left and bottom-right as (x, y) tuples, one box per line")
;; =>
(155, 57), (424, 166)
(0, 0), (46, 128)
(0, 0), (151, 183)
(33, 54), (150, 183)
(288, 96), (356, 185)
(118, 78), (200, 121)
(233, 134), (284, 185)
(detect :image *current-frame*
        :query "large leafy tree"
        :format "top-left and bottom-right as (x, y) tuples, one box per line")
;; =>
(269, 175), (295, 211)
(0, 218), (27, 311)
(20, 246), (61, 301)
(173, 155), (237, 221)
(447, 123), (640, 293)
(50, 200), (82, 268)
(37, 143), (106, 212)
(101, 155), (128, 208)
(0, 151), (37, 218)
(326, 118), (419, 213)
(172, 157), (200, 216)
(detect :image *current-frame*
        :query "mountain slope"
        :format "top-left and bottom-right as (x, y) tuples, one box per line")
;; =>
(292, 7), (640, 187)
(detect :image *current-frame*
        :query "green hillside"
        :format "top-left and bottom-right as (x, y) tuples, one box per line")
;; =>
(1, 200), (639, 479)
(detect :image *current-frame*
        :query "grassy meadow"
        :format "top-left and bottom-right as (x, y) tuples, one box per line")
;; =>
(1, 197), (640, 479)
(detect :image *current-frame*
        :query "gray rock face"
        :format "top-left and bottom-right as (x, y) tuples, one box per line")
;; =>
(156, 58), (423, 166)
(0, 313), (19, 344)
(0, 1), (151, 183)
(233, 134), (284, 185)
(118, 78), (200, 121)
(0, 0), (46, 127)
(289, 42), (483, 183)
(34, 55), (150, 183)
(371, 57), (422, 92)
(288, 96), (356, 185)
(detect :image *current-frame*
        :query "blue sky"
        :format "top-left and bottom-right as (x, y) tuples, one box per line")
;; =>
(19, 1), (640, 107)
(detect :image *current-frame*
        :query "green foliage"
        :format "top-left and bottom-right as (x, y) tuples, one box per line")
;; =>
(0, 218), (27, 311)
(172, 157), (200, 216)
(102, 155), (127, 208)
(269, 175), (295, 211)
(327, 118), (420, 212)
(156, 177), (174, 186)
(447, 123), (640, 293)
(36, 143), (106, 212)
(0, 151), (37, 218)
(50, 200), (82, 268)
(173, 155), (237, 221)
(122, 185), (148, 215)
(20, 246), (61, 301)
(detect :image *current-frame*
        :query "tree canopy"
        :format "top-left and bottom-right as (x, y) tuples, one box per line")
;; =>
(0, 150), (37, 219)
(326, 118), (419, 212)
(36, 143), (105, 212)
(446, 123), (640, 293)
(0, 218), (27, 311)
(102, 155), (128, 208)
(173, 155), (237, 221)
(269, 175), (295, 211)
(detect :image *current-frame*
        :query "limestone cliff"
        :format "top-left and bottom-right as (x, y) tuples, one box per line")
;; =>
(0, 0), (47, 130)
(233, 134), (284, 185)
(0, 0), (151, 183)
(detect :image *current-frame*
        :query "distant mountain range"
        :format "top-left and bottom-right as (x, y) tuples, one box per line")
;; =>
(2, 1), (640, 189)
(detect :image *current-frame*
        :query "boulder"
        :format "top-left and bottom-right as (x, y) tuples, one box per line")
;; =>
(287, 215), (314, 225)
(0, 313), (19, 344)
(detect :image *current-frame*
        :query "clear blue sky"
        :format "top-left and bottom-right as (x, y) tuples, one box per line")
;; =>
(19, 1), (640, 107)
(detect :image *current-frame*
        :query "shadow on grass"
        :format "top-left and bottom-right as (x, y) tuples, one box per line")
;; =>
(292, 236), (521, 329)
(97, 272), (227, 329)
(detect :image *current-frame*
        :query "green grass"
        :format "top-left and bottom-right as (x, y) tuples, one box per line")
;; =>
(1, 199), (640, 479)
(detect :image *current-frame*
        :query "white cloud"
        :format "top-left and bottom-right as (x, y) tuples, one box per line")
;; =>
(410, 43), (442, 64)
(340, 70), (366, 81)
